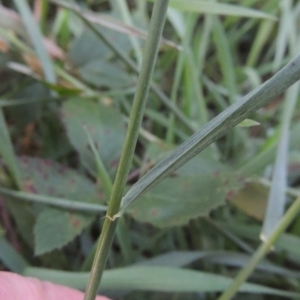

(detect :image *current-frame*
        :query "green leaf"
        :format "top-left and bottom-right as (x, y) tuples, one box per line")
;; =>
(101, 266), (297, 296)
(34, 208), (91, 255)
(16, 156), (99, 254)
(69, 24), (131, 68)
(19, 156), (100, 204)
(168, 0), (277, 20)
(127, 155), (243, 227)
(139, 251), (300, 279)
(53, 0), (179, 51)
(237, 118), (260, 127)
(0, 236), (29, 273)
(80, 60), (134, 89)
(0, 110), (22, 187)
(42, 81), (82, 96)
(61, 98), (125, 176)
(24, 266), (300, 298)
(229, 181), (268, 221)
(139, 251), (209, 267)
(4, 198), (36, 246)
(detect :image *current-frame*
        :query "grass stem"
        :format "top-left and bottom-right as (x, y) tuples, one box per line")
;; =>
(83, 2), (170, 299)
(217, 196), (300, 300)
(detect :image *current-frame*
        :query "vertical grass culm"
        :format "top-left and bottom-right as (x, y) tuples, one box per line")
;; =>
(83, 1), (170, 300)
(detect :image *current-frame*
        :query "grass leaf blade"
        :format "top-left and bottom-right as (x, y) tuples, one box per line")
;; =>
(24, 266), (300, 298)
(116, 55), (300, 218)
(148, 0), (277, 20)
(261, 82), (300, 239)
(13, 0), (56, 83)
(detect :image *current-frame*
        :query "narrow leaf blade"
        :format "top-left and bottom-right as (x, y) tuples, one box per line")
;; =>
(116, 55), (300, 218)
(24, 266), (300, 298)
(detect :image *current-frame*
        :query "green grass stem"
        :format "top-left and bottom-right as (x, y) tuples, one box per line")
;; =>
(0, 187), (107, 213)
(83, 2), (170, 299)
(217, 196), (300, 300)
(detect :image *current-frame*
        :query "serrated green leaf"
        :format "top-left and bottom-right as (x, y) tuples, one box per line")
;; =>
(19, 156), (100, 203)
(127, 156), (243, 227)
(61, 98), (125, 176)
(34, 208), (91, 255)
(15, 156), (99, 254)
(69, 25), (131, 68)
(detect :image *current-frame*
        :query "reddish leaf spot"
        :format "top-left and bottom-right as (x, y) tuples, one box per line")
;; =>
(42, 173), (49, 180)
(85, 124), (96, 135)
(238, 175), (245, 183)
(23, 182), (38, 193)
(43, 159), (52, 167)
(96, 190), (105, 199)
(70, 215), (81, 228)
(213, 171), (220, 177)
(69, 178), (77, 185)
(36, 163), (41, 172)
(223, 179), (230, 186)
(48, 187), (55, 195)
(183, 181), (189, 189)
(20, 156), (29, 166)
(130, 208), (139, 216)
(58, 165), (67, 175)
(226, 190), (237, 199)
(150, 208), (160, 217)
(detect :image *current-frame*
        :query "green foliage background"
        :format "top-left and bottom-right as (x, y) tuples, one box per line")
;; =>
(0, 1), (300, 299)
